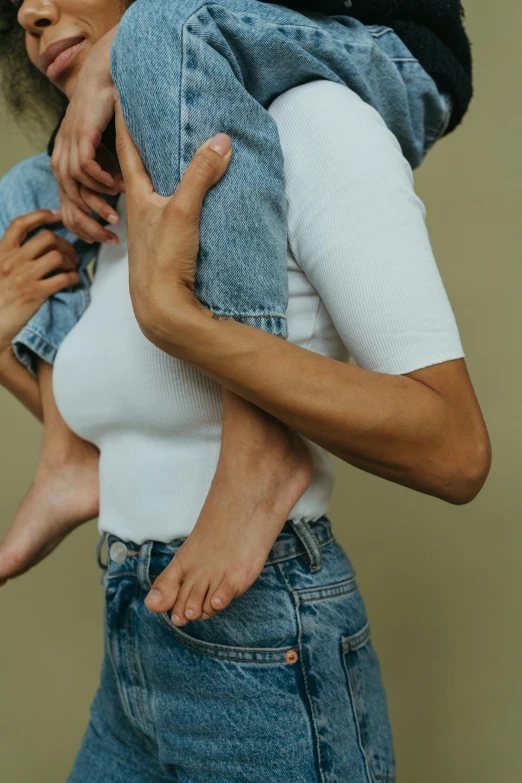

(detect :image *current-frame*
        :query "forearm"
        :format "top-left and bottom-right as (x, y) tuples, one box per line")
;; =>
(153, 311), (471, 501)
(0, 347), (43, 421)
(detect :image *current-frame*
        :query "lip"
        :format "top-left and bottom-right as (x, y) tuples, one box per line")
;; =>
(41, 35), (86, 81)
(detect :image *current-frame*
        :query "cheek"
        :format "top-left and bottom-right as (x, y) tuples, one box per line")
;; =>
(25, 33), (41, 74)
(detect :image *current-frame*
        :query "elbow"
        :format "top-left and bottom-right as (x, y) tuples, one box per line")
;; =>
(434, 429), (492, 505)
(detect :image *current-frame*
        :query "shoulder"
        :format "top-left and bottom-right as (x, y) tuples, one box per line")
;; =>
(268, 79), (413, 185)
(0, 153), (59, 234)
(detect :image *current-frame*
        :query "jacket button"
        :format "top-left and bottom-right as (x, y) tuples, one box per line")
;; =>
(285, 649), (299, 664)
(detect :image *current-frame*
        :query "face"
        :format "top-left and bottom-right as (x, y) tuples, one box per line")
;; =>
(13, 0), (126, 98)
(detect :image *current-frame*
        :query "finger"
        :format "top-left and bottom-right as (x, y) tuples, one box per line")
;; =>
(62, 203), (119, 246)
(32, 250), (79, 280)
(57, 141), (93, 214)
(72, 140), (120, 196)
(78, 186), (120, 227)
(38, 270), (81, 298)
(170, 134), (232, 224)
(96, 144), (124, 187)
(22, 229), (77, 261)
(79, 136), (116, 189)
(114, 97), (154, 196)
(51, 130), (63, 175)
(2, 211), (62, 250)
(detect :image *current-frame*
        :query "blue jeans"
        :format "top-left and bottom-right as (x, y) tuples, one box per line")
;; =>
(0, 0), (451, 378)
(67, 517), (396, 782)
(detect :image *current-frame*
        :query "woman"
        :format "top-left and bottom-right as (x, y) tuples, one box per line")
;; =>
(0, 2), (490, 782)
(0, 0), (468, 624)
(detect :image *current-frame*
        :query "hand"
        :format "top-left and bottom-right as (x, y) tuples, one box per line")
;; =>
(114, 97), (233, 349)
(0, 210), (79, 357)
(50, 25), (125, 247)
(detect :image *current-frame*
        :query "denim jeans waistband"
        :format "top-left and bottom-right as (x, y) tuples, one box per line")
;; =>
(96, 515), (333, 578)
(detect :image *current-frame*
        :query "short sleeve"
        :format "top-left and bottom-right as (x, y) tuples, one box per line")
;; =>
(269, 80), (465, 375)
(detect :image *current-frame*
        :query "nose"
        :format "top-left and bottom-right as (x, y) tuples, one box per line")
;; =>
(18, 1), (58, 32)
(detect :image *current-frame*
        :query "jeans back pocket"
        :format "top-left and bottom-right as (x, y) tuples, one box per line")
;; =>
(342, 622), (396, 782)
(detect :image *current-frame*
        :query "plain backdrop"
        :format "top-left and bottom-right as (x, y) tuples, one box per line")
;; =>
(1, 1), (520, 780)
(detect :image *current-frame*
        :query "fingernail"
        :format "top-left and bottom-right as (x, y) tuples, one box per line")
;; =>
(212, 596), (222, 607)
(51, 209), (61, 215)
(209, 133), (232, 156)
(106, 237), (119, 245)
(172, 614), (181, 624)
(146, 589), (162, 605)
(107, 214), (119, 225)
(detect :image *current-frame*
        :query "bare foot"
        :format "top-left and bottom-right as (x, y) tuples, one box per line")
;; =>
(145, 423), (313, 624)
(0, 439), (99, 586)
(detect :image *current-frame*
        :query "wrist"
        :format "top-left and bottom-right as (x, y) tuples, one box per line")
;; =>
(89, 25), (118, 85)
(142, 294), (216, 360)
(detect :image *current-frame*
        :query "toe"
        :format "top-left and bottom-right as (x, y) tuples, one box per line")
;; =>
(210, 576), (240, 613)
(184, 578), (210, 621)
(145, 557), (184, 613)
(202, 576), (222, 618)
(171, 579), (194, 626)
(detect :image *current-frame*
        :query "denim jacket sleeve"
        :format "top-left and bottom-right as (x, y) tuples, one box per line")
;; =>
(0, 153), (96, 378)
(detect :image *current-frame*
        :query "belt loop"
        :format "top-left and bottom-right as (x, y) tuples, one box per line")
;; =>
(289, 519), (323, 572)
(137, 540), (154, 591)
(96, 531), (108, 570)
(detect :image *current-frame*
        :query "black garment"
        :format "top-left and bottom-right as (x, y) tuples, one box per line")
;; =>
(340, 0), (472, 133)
(47, 0), (472, 157)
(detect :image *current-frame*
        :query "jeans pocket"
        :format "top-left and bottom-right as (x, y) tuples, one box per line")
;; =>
(151, 561), (300, 663)
(342, 623), (396, 782)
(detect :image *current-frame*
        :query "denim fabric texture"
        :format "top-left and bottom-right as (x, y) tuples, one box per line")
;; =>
(0, 0), (451, 377)
(67, 516), (396, 782)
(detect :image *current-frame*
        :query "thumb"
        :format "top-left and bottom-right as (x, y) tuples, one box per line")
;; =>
(170, 134), (232, 223)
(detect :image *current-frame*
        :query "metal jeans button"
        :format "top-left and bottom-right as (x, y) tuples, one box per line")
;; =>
(109, 541), (129, 563)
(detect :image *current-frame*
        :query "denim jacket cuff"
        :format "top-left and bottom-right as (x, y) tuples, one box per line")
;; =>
(220, 314), (287, 339)
(11, 327), (59, 379)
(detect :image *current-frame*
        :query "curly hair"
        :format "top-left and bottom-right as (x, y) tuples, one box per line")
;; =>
(0, 0), (68, 131)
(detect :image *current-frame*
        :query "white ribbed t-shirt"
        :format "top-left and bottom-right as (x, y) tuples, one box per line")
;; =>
(52, 81), (465, 544)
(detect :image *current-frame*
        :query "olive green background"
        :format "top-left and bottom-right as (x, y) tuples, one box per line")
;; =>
(1, 1), (520, 780)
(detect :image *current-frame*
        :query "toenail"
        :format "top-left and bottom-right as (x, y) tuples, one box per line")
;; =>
(185, 608), (195, 617)
(146, 589), (162, 605)
(201, 613), (210, 619)
(172, 614), (180, 624)
(212, 596), (222, 607)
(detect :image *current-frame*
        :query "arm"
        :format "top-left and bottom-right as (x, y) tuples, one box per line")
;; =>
(114, 88), (491, 506)
(168, 319), (489, 504)
(0, 347), (42, 421)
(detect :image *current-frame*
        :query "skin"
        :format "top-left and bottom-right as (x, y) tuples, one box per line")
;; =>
(15, 0), (125, 242)
(0, 209), (79, 421)
(110, 99), (492, 625)
(1, 0), (316, 622)
(3, 0), (491, 624)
